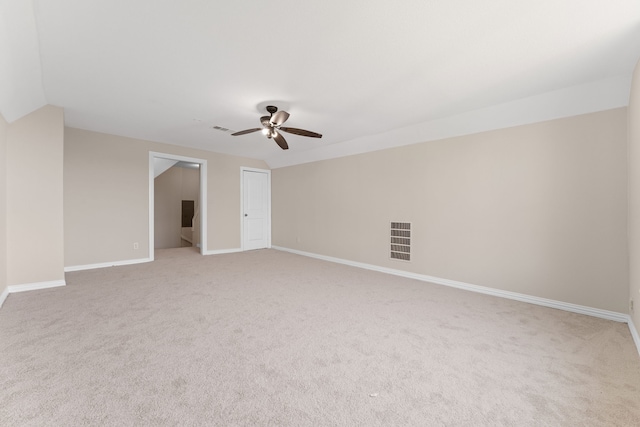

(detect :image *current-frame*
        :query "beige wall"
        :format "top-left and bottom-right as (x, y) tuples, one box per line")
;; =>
(273, 108), (629, 313)
(0, 113), (7, 295)
(180, 166), (200, 202)
(155, 166), (182, 249)
(154, 166), (199, 249)
(629, 59), (640, 328)
(64, 127), (267, 267)
(6, 105), (65, 285)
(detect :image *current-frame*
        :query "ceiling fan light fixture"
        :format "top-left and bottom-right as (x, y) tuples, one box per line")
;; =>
(231, 105), (322, 150)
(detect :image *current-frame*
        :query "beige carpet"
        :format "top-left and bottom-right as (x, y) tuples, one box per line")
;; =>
(1, 248), (639, 426)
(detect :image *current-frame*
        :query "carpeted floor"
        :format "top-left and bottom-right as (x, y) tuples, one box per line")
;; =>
(1, 248), (639, 426)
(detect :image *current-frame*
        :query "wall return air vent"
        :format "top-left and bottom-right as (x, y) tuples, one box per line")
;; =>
(390, 222), (411, 261)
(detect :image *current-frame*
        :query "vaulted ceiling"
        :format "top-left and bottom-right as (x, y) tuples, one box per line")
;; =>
(1, 0), (639, 168)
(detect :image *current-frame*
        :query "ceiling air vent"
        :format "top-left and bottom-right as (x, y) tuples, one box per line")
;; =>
(211, 125), (234, 133)
(390, 222), (411, 261)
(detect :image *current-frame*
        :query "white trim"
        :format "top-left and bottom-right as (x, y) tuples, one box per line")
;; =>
(7, 280), (66, 293)
(240, 167), (272, 251)
(272, 246), (629, 323)
(64, 257), (152, 272)
(149, 152), (208, 259)
(628, 317), (640, 357)
(0, 287), (9, 308)
(0, 280), (66, 310)
(203, 248), (243, 256)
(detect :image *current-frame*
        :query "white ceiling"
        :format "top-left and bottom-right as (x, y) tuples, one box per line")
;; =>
(1, 0), (639, 168)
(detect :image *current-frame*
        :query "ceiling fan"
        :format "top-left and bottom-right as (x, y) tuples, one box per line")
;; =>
(231, 105), (322, 150)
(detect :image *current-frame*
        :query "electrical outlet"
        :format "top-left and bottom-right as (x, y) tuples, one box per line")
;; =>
(133, 242), (139, 250)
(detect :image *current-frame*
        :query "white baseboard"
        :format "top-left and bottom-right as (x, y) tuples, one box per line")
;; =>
(272, 246), (629, 323)
(628, 317), (640, 356)
(0, 280), (66, 309)
(64, 257), (152, 272)
(65, 249), (246, 270)
(7, 280), (66, 294)
(203, 248), (242, 256)
(0, 287), (8, 308)
(0, 280), (67, 307)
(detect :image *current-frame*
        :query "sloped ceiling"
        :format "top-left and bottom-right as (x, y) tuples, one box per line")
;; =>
(0, 0), (47, 122)
(2, 0), (640, 168)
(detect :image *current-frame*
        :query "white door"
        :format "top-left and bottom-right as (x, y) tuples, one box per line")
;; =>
(243, 170), (270, 250)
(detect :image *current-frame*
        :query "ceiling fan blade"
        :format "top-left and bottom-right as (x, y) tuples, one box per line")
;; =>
(273, 132), (289, 150)
(231, 128), (262, 136)
(279, 127), (322, 138)
(270, 110), (290, 127)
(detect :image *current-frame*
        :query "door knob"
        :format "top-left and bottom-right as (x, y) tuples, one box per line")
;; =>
(244, 214), (248, 217)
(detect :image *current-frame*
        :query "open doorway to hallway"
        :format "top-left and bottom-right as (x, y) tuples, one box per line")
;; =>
(155, 161), (200, 249)
(149, 152), (207, 260)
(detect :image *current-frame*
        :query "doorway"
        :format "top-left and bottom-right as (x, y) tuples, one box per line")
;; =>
(149, 152), (207, 260)
(154, 162), (199, 249)
(241, 168), (271, 250)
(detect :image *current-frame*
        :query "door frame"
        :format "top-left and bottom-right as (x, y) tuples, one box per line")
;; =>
(149, 151), (208, 260)
(240, 167), (271, 251)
